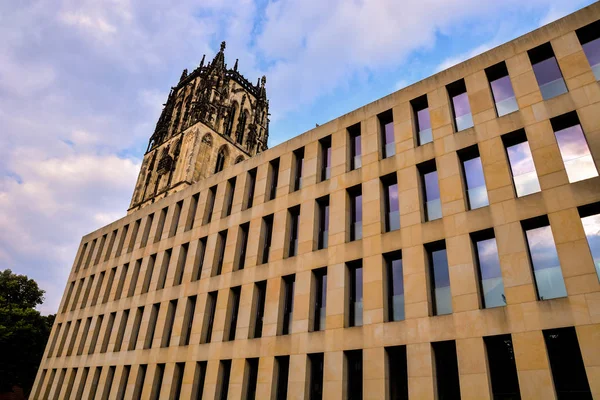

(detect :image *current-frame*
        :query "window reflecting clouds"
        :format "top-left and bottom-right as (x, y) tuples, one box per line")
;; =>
(581, 212), (600, 280)
(525, 225), (567, 300)
(506, 141), (541, 197)
(554, 124), (598, 183)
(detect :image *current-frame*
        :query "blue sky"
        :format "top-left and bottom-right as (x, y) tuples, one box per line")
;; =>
(0, 0), (595, 314)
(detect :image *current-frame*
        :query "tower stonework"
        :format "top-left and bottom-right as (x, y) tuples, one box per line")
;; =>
(129, 41), (269, 213)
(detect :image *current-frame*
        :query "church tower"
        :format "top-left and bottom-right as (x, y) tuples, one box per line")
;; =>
(128, 42), (269, 213)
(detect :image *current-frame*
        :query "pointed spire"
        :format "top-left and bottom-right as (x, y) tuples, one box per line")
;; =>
(233, 59), (238, 72)
(179, 69), (188, 83)
(199, 54), (206, 68)
(210, 41), (226, 71)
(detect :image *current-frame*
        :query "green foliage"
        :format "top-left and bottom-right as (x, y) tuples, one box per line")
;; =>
(0, 269), (54, 395)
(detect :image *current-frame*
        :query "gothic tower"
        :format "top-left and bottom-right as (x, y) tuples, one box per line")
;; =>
(128, 42), (270, 213)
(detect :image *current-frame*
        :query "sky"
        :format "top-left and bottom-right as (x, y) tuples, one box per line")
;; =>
(0, 0), (595, 314)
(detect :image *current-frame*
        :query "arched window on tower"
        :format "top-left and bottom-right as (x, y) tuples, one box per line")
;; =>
(236, 111), (248, 145)
(215, 148), (227, 173)
(225, 103), (237, 137)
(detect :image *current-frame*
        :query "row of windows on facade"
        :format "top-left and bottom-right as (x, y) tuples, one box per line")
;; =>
(53, 202), (600, 366)
(37, 325), (593, 400)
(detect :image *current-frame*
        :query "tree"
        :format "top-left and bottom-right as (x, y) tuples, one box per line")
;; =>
(0, 269), (54, 396)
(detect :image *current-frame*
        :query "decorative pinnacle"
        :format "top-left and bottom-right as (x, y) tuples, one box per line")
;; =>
(261, 75), (266, 86)
(220, 41), (226, 52)
(199, 54), (205, 68)
(233, 59), (238, 71)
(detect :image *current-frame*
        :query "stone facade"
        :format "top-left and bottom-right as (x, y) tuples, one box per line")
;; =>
(33, 4), (600, 400)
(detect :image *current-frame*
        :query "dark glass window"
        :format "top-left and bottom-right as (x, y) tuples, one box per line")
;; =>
(203, 185), (217, 225)
(386, 346), (408, 400)
(485, 61), (519, 116)
(185, 193), (199, 231)
(484, 335), (521, 400)
(579, 202), (600, 281)
(155, 250), (171, 291)
(471, 229), (505, 308)
(202, 291), (217, 344)
(432, 341), (461, 400)
(171, 363), (185, 400)
(382, 173), (400, 232)
(192, 362), (207, 400)
(418, 160), (442, 221)
(245, 358), (259, 400)
(293, 147), (305, 192)
(245, 168), (257, 209)
(309, 353), (324, 400)
(224, 177), (236, 217)
(379, 109), (395, 158)
(213, 230), (228, 276)
(169, 201), (182, 237)
(349, 185), (363, 241)
(411, 94), (432, 145)
(287, 206), (300, 258)
(543, 327), (592, 399)
(577, 20), (600, 80)
(447, 79), (473, 131)
(348, 123), (362, 170)
(144, 305), (159, 349)
(173, 243), (187, 286)
(426, 241), (452, 316)
(252, 281), (267, 338)
(348, 260), (363, 327)
(267, 158), (280, 201)
(458, 145), (489, 210)
(236, 223), (249, 271)
(275, 356), (290, 400)
(317, 196), (330, 250)
(181, 295), (196, 346)
(502, 129), (541, 197)
(215, 150), (226, 174)
(127, 308), (142, 351)
(522, 216), (567, 300)
(191, 237), (207, 282)
(260, 214), (274, 264)
(227, 286), (241, 341)
(385, 251), (404, 322)
(345, 350), (363, 400)
(313, 268), (327, 332)
(320, 136), (332, 181)
(218, 360), (231, 400)
(550, 112), (598, 183)
(141, 214), (153, 247)
(281, 275), (295, 335)
(528, 42), (568, 100)
(161, 299), (177, 347)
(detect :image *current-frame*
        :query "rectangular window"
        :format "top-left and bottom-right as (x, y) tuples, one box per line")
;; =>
(141, 254), (156, 294)
(114, 309), (129, 352)
(543, 327), (592, 399)
(128, 307), (143, 351)
(95, 234), (106, 265)
(385, 251), (405, 322)
(202, 291), (218, 344)
(245, 358), (259, 400)
(64, 368), (78, 400)
(150, 363), (165, 400)
(345, 350), (363, 400)
(203, 185), (217, 225)
(316, 196), (330, 250)
(281, 275), (295, 335)
(528, 42), (568, 100)
(75, 242), (87, 272)
(348, 122), (362, 171)
(61, 282), (74, 314)
(127, 259), (141, 297)
(458, 145), (489, 210)
(348, 260), (363, 327)
(88, 314), (104, 354)
(101, 366), (115, 400)
(419, 160), (442, 221)
(144, 303), (160, 349)
(252, 281), (267, 339)
(128, 219), (140, 252)
(292, 147), (305, 192)
(185, 193), (200, 231)
(154, 207), (167, 243)
(104, 229), (117, 262)
(275, 356), (290, 400)
(287, 206), (301, 258)
(432, 341), (461, 400)
(426, 241), (452, 316)
(411, 94), (433, 146)
(181, 295), (196, 346)
(386, 346), (408, 400)
(171, 363), (185, 400)
(484, 335), (521, 399)
(579, 202), (600, 280)
(103, 267), (117, 304)
(213, 230), (228, 276)
(236, 223), (249, 271)
(309, 353), (324, 400)
(47, 323), (62, 357)
(226, 287), (241, 341)
(132, 365), (147, 400)
(100, 312), (116, 353)
(115, 224), (128, 257)
(76, 368), (90, 400)
(348, 185), (363, 241)
(447, 78), (474, 131)
(56, 321), (70, 357)
(156, 249), (172, 290)
(382, 173), (400, 232)
(140, 213), (153, 248)
(522, 216), (567, 300)
(116, 365), (130, 400)
(169, 201), (183, 237)
(42, 369), (56, 400)
(471, 229), (505, 308)
(191, 237), (208, 281)
(485, 61), (519, 116)
(550, 112), (598, 183)
(77, 318), (92, 355)
(260, 214), (274, 264)
(192, 362), (207, 400)
(312, 268), (327, 332)
(114, 263), (128, 301)
(81, 275), (94, 309)
(173, 243), (188, 286)
(379, 109), (395, 158)
(70, 278), (83, 311)
(66, 319), (81, 356)
(89, 367), (102, 400)
(161, 299), (177, 348)
(267, 158), (280, 201)
(223, 177), (236, 217)
(319, 136), (332, 182)
(84, 239), (96, 269)
(244, 168), (257, 209)
(502, 129), (541, 197)
(217, 360), (232, 400)
(577, 20), (600, 80)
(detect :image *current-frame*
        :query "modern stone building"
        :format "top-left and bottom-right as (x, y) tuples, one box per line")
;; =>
(33, 3), (600, 399)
